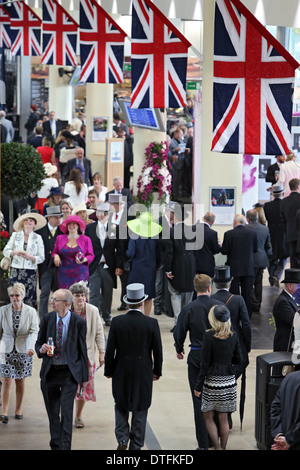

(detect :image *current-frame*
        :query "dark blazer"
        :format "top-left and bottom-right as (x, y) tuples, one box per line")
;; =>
(62, 157), (93, 186)
(27, 134), (43, 148)
(105, 187), (134, 208)
(85, 219), (124, 288)
(36, 224), (63, 284)
(245, 221), (272, 268)
(264, 198), (288, 259)
(280, 191), (300, 243)
(42, 119), (64, 140)
(104, 309), (163, 411)
(35, 311), (89, 385)
(163, 222), (196, 293)
(265, 162), (280, 185)
(273, 290), (298, 352)
(194, 222), (221, 277)
(221, 225), (258, 277)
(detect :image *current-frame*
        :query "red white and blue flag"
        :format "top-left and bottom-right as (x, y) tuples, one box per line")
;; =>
(41, 0), (78, 66)
(212, 0), (300, 156)
(130, 0), (191, 109)
(9, 1), (41, 57)
(0, 5), (11, 49)
(79, 0), (127, 84)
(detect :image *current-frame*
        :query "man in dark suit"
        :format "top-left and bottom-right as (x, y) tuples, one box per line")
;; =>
(42, 110), (64, 143)
(265, 154), (285, 185)
(36, 206), (63, 321)
(27, 125), (43, 148)
(85, 202), (124, 326)
(221, 214), (258, 318)
(273, 269), (300, 352)
(245, 209), (272, 313)
(163, 205), (196, 332)
(105, 176), (134, 208)
(264, 184), (288, 287)
(61, 146), (93, 186)
(115, 126), (133, 189)
(174, 274), (224, 450)
(194, 212), (221, 278)
(280, 178), (300, 268)
(35, 289), (88, 450)
(104, 283), (163, 451)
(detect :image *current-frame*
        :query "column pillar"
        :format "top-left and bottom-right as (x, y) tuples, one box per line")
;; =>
(48, 65), (73, 122)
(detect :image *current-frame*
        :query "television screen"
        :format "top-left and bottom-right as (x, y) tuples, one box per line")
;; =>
(68, 66), (85, 87)
(118, 98), (166, 132)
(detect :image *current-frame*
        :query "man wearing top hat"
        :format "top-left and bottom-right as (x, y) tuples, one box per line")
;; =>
(273, 268), (300, 352)
(211, 265), (251, 379)
(36, 206), (63, 321)
(264, 183), (288, 287)
(85, 202), (124, 326)
(104, 283), (163, 451)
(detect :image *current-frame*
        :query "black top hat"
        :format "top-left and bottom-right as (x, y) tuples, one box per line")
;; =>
(212, 265), (233, 283)
(213, 305), (230, 323)
(281, 269), (300, 284)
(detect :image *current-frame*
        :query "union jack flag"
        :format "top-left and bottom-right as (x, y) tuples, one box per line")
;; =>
(41, 0), (78, 66)
(212, 0), (300, 156)
(0, 5), (11, 49)
(9, 1), (41, 57)
(130, 0), (191, 109)
(79, 0), (127, 84)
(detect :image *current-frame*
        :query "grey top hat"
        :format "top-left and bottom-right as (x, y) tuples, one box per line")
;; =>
(44, 205), (62, 218)
(213, 304), (230, 322)
(281, 268), (300, 284)
(123, 283), (148, 305)
(212, 265), (233, 283)
(97, 202), (110, 212)
(108, 193), (125, 204)
(272, 184), (284, 195)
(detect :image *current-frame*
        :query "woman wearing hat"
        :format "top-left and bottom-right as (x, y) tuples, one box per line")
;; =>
(72, 202), (94, 227)
(126, 213), (162, 316)
(35, 163), (59, 215)
(194, 305), (242, 450)
(42, 185), (69, 217)
(52, 215), (94, 289)
(3, 213), (46, 308)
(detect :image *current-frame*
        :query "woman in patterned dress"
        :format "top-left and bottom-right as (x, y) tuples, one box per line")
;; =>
(52, 215), (94, 289)
(0, 283), (39, 423)
(69, 281), (105, 428)
(194, 304), (242, 450)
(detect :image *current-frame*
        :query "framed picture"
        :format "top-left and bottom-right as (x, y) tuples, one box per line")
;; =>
(92, 116), (108, 141)
(209, 186), (236, 225)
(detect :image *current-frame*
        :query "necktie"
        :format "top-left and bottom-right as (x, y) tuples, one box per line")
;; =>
(55, 318), (63, 358)
(51, 228), (55, 237)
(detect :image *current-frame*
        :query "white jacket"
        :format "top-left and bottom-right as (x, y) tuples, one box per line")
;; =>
(3, 230), (45, 270)
(0, 303), (39, 353)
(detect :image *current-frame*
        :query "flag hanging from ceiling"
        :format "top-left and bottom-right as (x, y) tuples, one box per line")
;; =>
(79, 0), (127, 84)
(8, 1), (41, 56)
(130, 0), (191, 109)
(41, 0), (78, 66)
(212, 0), (300, 156)
(0, 5), (11, 49)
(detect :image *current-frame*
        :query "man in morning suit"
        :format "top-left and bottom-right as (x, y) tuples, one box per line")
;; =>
(273, 268), (300, 352)
(105, 176), (134, 208)
(174, 274), (224, 450)
(35, 289), (88, 450)
(61, 146), (93, 186)
(36, 206), (63, 321)
(85, 202), (124, 326)
(265, 154), (285, 185)
(280, 178), (300, 268)
(221, 214), (258, 318)
(194, 212), (221, 278)
(104, 283), (163, 450)
(42, 110), (64, 143)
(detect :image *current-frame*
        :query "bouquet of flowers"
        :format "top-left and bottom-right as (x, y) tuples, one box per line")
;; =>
(137, 141), (172, 207)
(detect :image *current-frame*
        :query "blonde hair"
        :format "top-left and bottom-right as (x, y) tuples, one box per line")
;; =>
(7, 282), (26, 298)
(208, 306), (233, 340)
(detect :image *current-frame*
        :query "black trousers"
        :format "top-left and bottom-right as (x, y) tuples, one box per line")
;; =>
(41, 365), (78, 450)
(188, 363), (209, 450)
(230, 275), (253, 319)
(115, 405), (148, 450)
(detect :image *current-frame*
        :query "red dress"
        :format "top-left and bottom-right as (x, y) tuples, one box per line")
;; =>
(37, 146), (54, 164)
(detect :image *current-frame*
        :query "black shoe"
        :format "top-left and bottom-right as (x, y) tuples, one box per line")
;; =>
(1, 415), (8, 424)
(105, 319), (111, 327)
(154, 310), (162, 315)
(117, 304), (128, 311)
(117, 440), (128, 450)
(15, 414), (23, 420)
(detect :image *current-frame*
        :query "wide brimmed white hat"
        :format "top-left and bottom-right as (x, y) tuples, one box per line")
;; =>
(13, 212), (47, 232)
(72, 202), (94, 216)
(44, 162), (57, 177)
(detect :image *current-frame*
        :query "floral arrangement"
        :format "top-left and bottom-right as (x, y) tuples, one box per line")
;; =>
(137, 141), (172, 207)
(0, 226), (10, 280)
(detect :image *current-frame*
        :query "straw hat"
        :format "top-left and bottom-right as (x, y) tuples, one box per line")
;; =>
(72, 202), (94, 216)
(127, 212), (162, 238)
(13, 212), (47, 232)
(60, 215), (86, 234)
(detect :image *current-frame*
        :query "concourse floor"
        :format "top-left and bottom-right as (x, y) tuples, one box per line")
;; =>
(0, 275), (280, 452)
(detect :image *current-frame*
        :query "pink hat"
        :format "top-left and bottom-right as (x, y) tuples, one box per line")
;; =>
(60, 215), (86, 233)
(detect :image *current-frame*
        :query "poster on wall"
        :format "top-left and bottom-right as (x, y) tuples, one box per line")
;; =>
(92, 116), (108, 141)
(209, 187), (235, 225)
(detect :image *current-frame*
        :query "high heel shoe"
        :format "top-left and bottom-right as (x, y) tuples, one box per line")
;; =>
(1, 415), (9, 423)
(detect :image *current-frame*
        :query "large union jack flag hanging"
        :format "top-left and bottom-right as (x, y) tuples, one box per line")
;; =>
(9, 1), (41, 57)
(212, 0), (300, 156)
(0, 5), (11, 49)
(130, 0), (191, 109)
(41, 0), (78, 66)
(79, 0), (127, 84)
